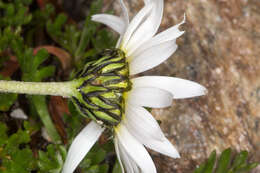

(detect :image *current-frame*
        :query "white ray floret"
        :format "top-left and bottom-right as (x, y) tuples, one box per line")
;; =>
(115, 137), (140, 173)
(124, 104), (165, 141)
(127, 87), (173, 108)
(122, 0), (163, 54)
(62, 122), (104, 173)
(123, 104), (180, 158)
(115, 124), (157, 173)
(129, 41), (178, 74)
(132, 76), (207, 99)
(92, 14), (126, 34)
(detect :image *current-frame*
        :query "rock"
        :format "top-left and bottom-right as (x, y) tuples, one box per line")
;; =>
(10, 108), (28, 120)
(104, 0), (260, 172)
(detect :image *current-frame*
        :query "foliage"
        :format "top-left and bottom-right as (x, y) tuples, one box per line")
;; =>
(0, 75), (17, 111)
(46, 0), (116, 67)
(0, 0), (32, 27)
(0, 122), (36, 173)
(194, 148), (259, 173)
(37, 144), (66, 173)
(79, 143), (110, 173)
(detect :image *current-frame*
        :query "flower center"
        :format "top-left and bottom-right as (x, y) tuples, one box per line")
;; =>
(71, 49), (132, 127)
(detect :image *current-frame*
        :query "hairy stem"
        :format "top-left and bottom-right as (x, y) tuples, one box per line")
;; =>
(0, 80), (76, 97)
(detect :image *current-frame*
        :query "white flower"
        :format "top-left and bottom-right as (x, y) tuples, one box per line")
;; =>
(62, 0), (207, 173)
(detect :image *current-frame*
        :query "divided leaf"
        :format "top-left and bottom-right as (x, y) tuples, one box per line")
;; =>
(0, 122), (36, 173)
(37, 144), (66, 173)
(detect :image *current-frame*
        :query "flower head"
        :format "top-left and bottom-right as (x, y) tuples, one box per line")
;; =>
(62, 0), (207, 173)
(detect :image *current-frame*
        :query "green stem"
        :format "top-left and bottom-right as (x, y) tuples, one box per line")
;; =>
(0, 80), (75, 97)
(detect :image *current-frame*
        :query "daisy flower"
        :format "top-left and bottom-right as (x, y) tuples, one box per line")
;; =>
(62, 0), (207, 173)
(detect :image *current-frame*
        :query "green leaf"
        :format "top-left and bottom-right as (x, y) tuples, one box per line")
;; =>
(99, 164), (109, 173)
(91, 29), (116, 51)
(23, 121), (40, 135)
(112, 161), (122, 173)
(215, 148), (232, 173)
(31, 3), (54, 26)
(78, 142), (110, 173)
(235, 163), (259, 173)
(47, 14), (68, 35)
(87, 147), (106, 165)
(19, 48), (54, 82)
(46, 14), (81, 54)
(37, 144), (66, 173)
(74, 0), (103, 61)
(203, 150), (217, 173)
(0, 92), (17, 111)
(0, 122), (36, 173)
(64, 101), (85, 140)
(88, 165), (100, 173)
(193, 149), (259, 173)
(231, 151), (248, 170)
(194, 163), (207, 173)
(0, 0), (32, 27)
(80, 158), (92, 170)
(31, 95), (61, 143)
(32, 48), (49, 71)
(0, 123), (8, 146)
(74, 17), (96, 61)
(35, 66), (55, 80)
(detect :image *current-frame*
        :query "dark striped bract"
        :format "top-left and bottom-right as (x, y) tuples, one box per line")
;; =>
(71, 49), (131, 127)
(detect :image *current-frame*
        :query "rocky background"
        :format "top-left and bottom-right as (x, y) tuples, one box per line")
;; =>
(100, 0), (260, 172)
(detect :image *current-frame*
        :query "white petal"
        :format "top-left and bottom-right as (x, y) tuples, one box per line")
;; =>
(125, 0), (164, 55)
(144, 0), (150, 5)
(62, 121), (104, 173)
(115, 137), (140, 173)
(124, 104), (165, 141)
(119, 141), (140, 173)
(116, 35), (124, 48)
(152, 14), (185, 44)
(129, 40), (177, 75)
(115, 124), (156, 173)
(115, 0), (130, 48)
(127, 87), (173, 108)
(114, 137), (125, 173)
(119, 0), (129, 26)
(144, 0), (160, 5)
(92, 14), (125, 34)
(124, 104), (180, 158)
(132, 15), (185, 57)
(120, 3), (153, 51)
(132, 76), (207, 99)
(144, 138), (180, 158)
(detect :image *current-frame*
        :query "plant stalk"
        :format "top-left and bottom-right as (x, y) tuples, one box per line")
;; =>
(0, 80), (75, 97)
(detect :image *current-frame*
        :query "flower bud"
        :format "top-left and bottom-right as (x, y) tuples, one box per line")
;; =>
(71, 49), (132, 127)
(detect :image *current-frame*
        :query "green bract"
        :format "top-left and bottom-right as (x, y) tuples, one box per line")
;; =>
(71, 49), (132, 127)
